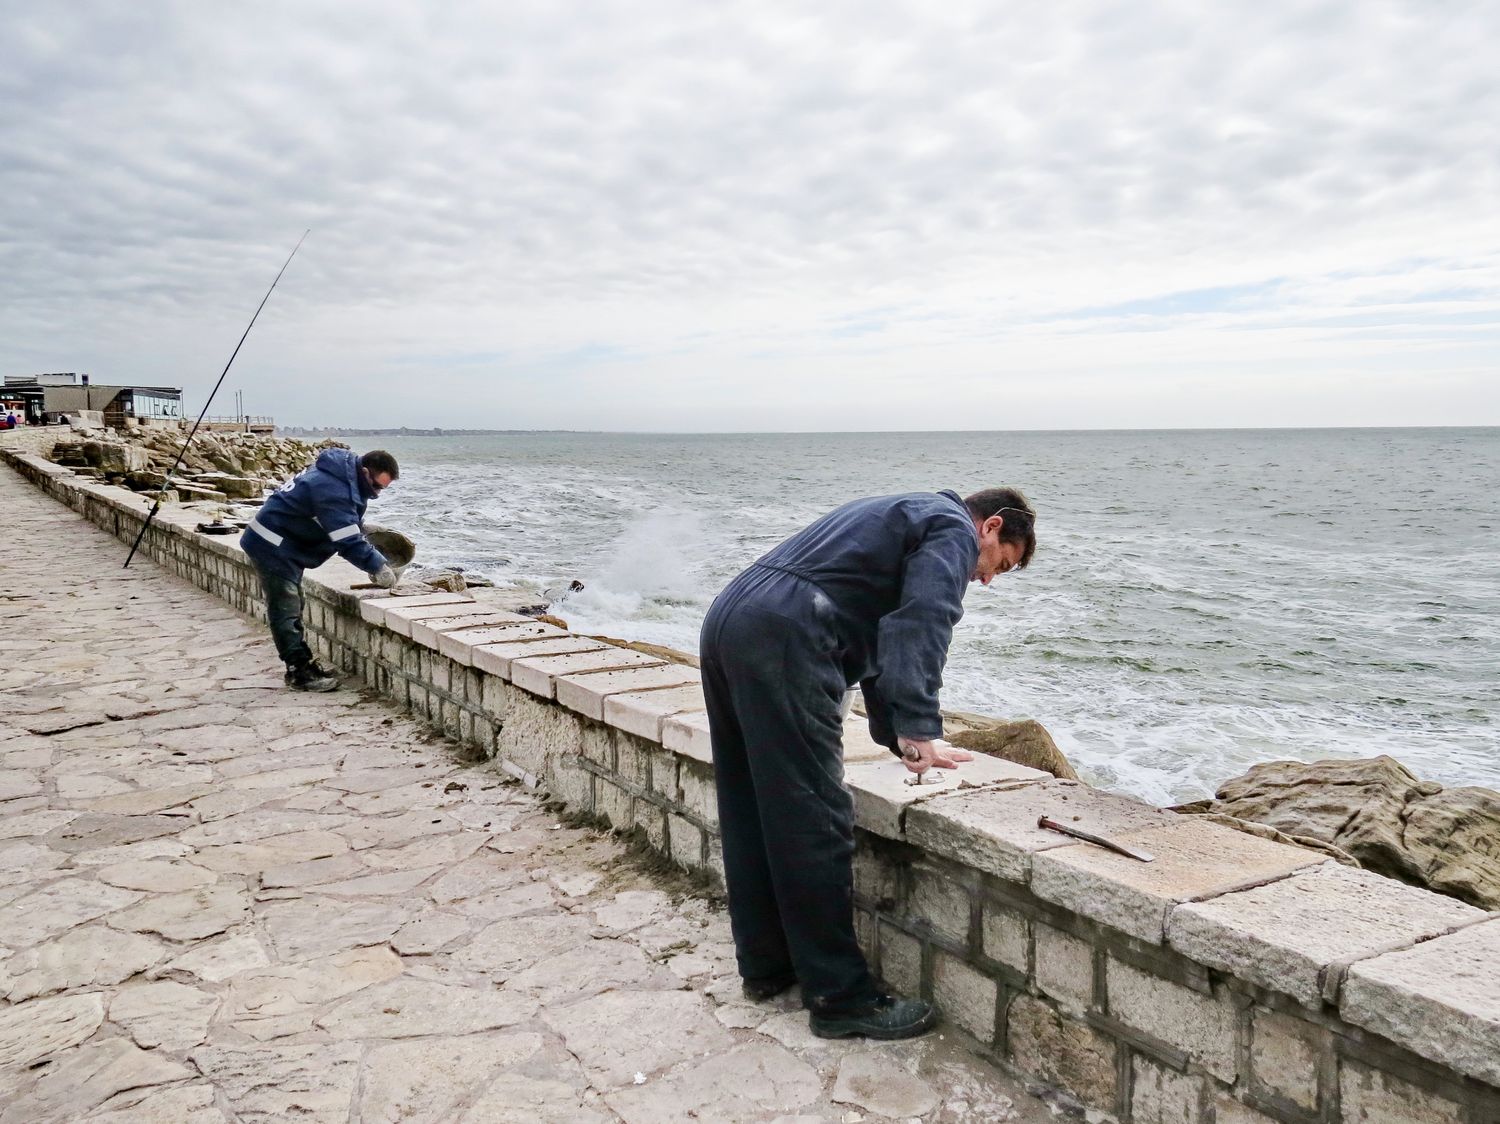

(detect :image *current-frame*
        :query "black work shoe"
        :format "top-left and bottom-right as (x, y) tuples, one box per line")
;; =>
(809, 993), (938, 1040)
(742, 972), (798, 1002)
(285, 662), (339, 692)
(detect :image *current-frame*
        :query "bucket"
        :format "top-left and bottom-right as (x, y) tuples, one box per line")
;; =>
(364, 525), (416, 578)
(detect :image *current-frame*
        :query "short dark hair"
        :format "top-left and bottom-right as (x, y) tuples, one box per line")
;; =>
(361, 450), (399, 480)
(963, 487), (1037, 570)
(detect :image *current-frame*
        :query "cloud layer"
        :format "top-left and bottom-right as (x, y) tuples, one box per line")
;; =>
(3, 1), (1497, 428)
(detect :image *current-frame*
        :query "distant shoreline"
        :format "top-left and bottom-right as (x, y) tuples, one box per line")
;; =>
(279, 424), (1500, 438)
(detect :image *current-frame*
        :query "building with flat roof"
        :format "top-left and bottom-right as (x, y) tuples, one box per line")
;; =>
(3, 374), (183, 428)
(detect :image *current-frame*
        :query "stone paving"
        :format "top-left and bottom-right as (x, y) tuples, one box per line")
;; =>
(0, 461), (1053, 1124)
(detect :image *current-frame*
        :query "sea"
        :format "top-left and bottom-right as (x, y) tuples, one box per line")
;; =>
(366, 428), (1499, 805)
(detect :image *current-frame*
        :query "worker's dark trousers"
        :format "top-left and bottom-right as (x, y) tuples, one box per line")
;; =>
(700, 569), (879, 1014)
(251, 561), (313, 668)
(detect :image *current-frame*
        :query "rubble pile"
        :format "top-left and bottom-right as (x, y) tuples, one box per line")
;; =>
(48, 429), (344, 501)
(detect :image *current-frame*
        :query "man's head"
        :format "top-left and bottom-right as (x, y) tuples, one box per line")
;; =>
(359, 450), (400, 496)
(963, 487), (1037, 584)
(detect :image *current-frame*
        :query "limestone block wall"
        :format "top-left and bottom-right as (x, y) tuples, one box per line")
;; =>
(7, 447), (1498, 1124)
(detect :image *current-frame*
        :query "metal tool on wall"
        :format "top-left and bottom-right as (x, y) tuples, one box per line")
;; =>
(1037, 815), (1155, 862)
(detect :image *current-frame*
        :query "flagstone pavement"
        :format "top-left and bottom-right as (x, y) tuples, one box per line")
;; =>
(0, 461), (1053, 1123)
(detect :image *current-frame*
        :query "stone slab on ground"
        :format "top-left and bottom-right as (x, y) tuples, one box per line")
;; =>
(1168, 862), (1486, 1008)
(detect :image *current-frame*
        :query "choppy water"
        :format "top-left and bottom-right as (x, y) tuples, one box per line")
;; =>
(367, 428), (1499, 804)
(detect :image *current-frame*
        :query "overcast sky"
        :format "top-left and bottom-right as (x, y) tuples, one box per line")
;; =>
(2, 2), (1497, 430)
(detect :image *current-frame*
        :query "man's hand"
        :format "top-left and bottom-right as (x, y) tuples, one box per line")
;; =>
(896, 737), (975, 775)
(372, 565), (398, 590)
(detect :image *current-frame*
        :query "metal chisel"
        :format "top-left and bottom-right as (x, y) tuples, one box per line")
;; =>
(1037, 815), (1155, 862)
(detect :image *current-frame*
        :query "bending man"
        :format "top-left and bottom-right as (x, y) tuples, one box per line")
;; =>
(241, 448), (400, 692)
(700, 487), (1036, 1039)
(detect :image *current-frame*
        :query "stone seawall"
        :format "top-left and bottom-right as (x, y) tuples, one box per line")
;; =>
(6, 446), (1497, 1124)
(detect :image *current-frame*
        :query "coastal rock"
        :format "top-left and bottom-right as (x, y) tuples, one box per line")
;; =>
(1177, 756), (1500, 909)
(946, 716), (1079, 780)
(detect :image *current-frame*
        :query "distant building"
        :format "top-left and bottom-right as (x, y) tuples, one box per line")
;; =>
(3, 373), (183, 428)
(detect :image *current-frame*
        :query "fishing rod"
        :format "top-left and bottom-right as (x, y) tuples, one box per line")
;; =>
(124, 230), (309, 569)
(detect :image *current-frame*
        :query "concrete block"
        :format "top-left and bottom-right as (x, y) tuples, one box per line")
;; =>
(634, 799), (667, 851)
(1032, 818), (1326, 944)
(1006, 995), (1118, 1112)
(662, 710), (712, 764)
(409, 611), (531, 650)
(981, 903), (1029, 974)
(1249, 1008), (1320, 1113)
(596, 780), (633, 831)
(905, 779), (1174, 883)
(1168, 863), (1484, 1010)
(845, 755), (1046, 840)
(1340, 917), (1500, 1087)
(879, 922), (922, 996)
(667, 815), (704, 869)
(471, 635), (608, 680)
(907, 863), (971, 946)
(371, 596), (480, 636)
(1212, 1098), (1277, 1124)
(1131, 1055), (1203, 1124)
(495, 691), (584, 780)
(615, 735), (650, 788)
(1035, 924), (1093, 1016)
(511, 647), (666, 699)
(1338, 1059), (1465, 1124)
(555, 663), (695, 721)
(853, 846), (901, 909)
(932, 950), (998, 1044)
(547, 755), (595, 813)
(437, 620), (563, 664)
(1106, 957), (1238, 1082)
(581, 723), (614, 767)
(603, 685), (708, 742)
(676, 762), (717, 825)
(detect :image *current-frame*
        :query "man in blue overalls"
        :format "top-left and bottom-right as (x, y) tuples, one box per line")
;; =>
(241, 448), (400, 691)
(701, 487), (1037, 1039)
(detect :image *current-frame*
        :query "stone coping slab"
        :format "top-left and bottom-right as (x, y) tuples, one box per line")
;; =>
(1168, 862), (1486, 1009)
(378, 601), (492, 639)
(438, 621), (564, 664)
(603, 685), (710, 741)
(840, 718), (893, 762)
(905, 779), (1177, 884)
(557, 665), (702, 722)
(662, 711), (713, 764)
(510, 648), (667, 699)
(845, 756), (1049, 840)
(408, 612), (531, 650)
(1340, 917), (1500, 1087)
(471, 636), (611, 680)
(1032, 818), (1326, 944)
(358, 591), (471, 626)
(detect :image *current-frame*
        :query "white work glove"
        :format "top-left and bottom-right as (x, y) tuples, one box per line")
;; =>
(896, 736), (974, 776)
(372, 564), (398, 590)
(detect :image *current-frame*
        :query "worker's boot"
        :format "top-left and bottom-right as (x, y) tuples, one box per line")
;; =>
(808, 993), (938, 1040)
(285, 660), (339, 692)
(742, 971), (798, 1002)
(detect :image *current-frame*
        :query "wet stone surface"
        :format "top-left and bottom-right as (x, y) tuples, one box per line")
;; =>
(0, 462), (1051, 1122)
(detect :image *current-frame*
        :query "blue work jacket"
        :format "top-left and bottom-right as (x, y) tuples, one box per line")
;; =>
(737, 489), (979, 749)
(241, 448), (388, 580)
